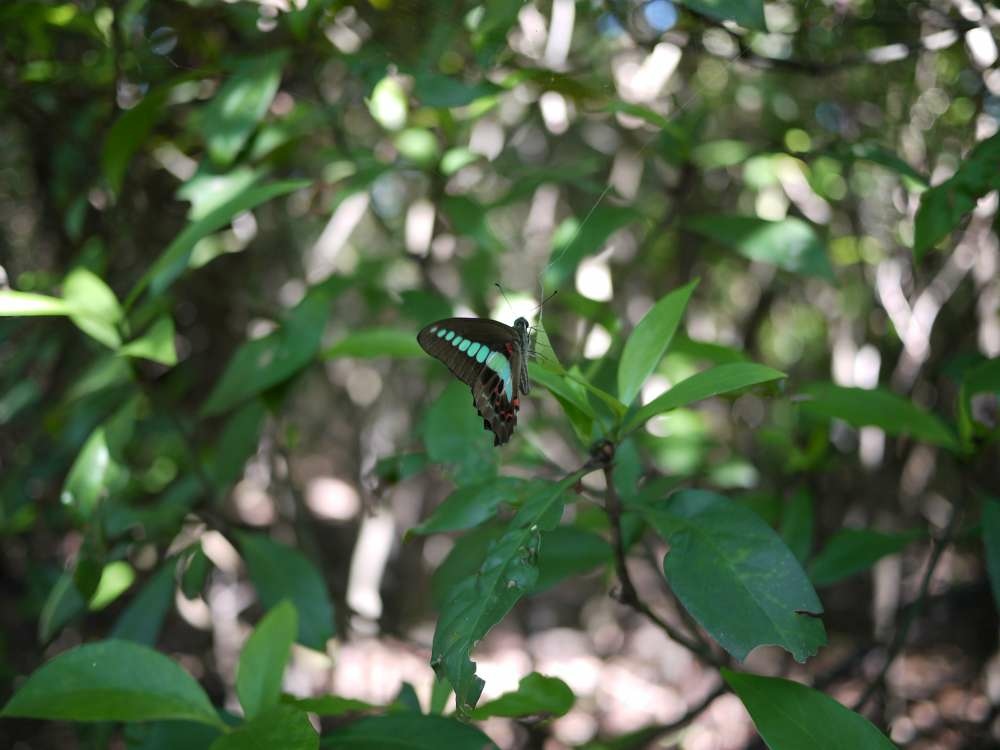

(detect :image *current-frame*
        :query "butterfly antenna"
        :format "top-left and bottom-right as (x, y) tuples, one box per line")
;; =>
(495, 282), (517, 317)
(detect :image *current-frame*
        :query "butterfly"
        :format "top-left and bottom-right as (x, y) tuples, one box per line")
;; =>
(417, 317), (532, 446)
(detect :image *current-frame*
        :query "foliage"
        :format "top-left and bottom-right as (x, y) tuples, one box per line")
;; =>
(2, 0), (999, 748)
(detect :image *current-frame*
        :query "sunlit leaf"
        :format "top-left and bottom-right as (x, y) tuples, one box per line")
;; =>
(798, 383), (960, 451)
(0, 290), (70, 316)
(723, 670), (896, 749)
(120, 315), (177, 365)
(469, 673), (574, 719)
(685, 215), (834, 281)
(808, 529), (922, 587)
(89, 560), (136, 610)
(237, 600), (297, 719)
(1, 640), (222, 727)
(63, 267), (124, 348)
(643, 490), (825, 662)
(237, 533), (335, 650)
(625, 363), (785, 434)
(618, 280), (698, 405)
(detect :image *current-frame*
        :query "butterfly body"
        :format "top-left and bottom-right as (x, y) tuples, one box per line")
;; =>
(417, 317), (531, 446)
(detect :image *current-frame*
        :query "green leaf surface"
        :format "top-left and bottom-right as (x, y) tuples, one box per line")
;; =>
(842, 143), (929, 188)
(64, 267), (124, 348)
(320, 713), (498, 749)
(543, 205), (642, 290)
(421, 382), (497, 486)
(202, 278), (344, 416)
(89, 560), (136, 610)
(618, 280), (698, 405)
(128, 179), (311, 304)
(413, 72), (501, 108)
(469, 672), (574, 720)
(208, 399), (267, 488)
(0, 290), (70, 316)
(808, 529), (922, 587)
(285, 695), (376, 716)
(780, 490), (814, 564)
(914, 131), (1000, 258)
(643, 490), (825, 662)
(61, 397), (137, 517)
(124, 719), (222, 750)
(323, 328), (424, 359)
(211, 704), (317, 750)
(534, 526), (612, 592)
(983, 497), (1000, 614)
(237, 533), (335, 650)
(432, 473), (582, 712)
(111, 562), (176, 646)
(677, 0), (766, 30)
(2, 639), (221, 727)
(409, 477), (529, 536)
(625, 363), (785, 434)
(201, 51), (287, 167)
(103, 86), (171, 196)
(237, 600), (298, 718)
(179, 544), (212, 600)
(798, 383), (959, 451)
(685, 215), (833, 281)
(38, 572), (86, 643)
(120, 315), (177, 365)
(723, 670), (897, 749)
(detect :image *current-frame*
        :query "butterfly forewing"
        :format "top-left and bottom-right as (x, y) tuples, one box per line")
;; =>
(417, 317), (529, 446)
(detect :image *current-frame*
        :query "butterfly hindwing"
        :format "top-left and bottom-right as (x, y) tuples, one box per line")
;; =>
(418, 317), (531, 446)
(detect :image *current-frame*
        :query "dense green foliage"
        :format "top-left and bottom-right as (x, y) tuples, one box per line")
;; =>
(2, 0), (999, 748)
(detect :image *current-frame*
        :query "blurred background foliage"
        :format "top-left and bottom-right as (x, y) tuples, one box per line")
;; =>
(1, 0), (1000, 747)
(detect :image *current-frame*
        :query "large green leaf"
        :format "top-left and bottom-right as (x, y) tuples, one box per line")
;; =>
(685, 215), (833, 281)
(2, 640), (222, 727)
(127, 179), (311, 304)
(468, 672), (574, 720)
(798, 383), (959, 451)
(543, 205), (642, 290)
(723, 670), (896, 749)
(409, 477), (529, 536)
(323, 328), (423, 359)
(617, 281), (698, 405)
(237, 600), (298, 719)
(914, 131), (1000, 258)
(984, 497), (1000, 615)
(534, 525), (612, 593)
(63, 267), (124, 349)
(202, 278), (345, 416)
(677, 0), (766, 31)
(320, 713), (498, 749)
(421, 382), (497, 486)
(431, 473), (582, 712)
(237, 533), (335, 651)
(643, 490), (825, 662)
(808, 529), (922, 587)
(211, 705), (317, 750)
(201, 51), (287, 167)
(624, 363), (785, 435)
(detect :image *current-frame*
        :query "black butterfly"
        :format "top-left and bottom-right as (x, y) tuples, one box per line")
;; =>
(417, 317), (531, 446)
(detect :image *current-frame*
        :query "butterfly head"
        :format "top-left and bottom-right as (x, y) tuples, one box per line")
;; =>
(514, 316), (530, 334)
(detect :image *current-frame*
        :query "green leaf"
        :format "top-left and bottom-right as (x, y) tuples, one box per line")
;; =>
(676, 0), (766, 30)
(643, 490), (825, 662)
(531, 359), (627, 419)
(2, 639), (222, 727)
(421, 382), (497, 486)
(914, 131), (1000, 259)
(237, 533), (335, 650)
(534, 526), (612, 593)
(780, 489), (813, 564)
(61, 396), (137, 517)
(323, 328), (423, 359)
(103, 86), (170, 196)
(723, 670), (897, 749)
(432, 472), (582, 712)
(211, 704), (317, 750)
(469, 673), (574, 720)
(625, 363), (786, 434)
(201, 51), (287, 167)
(111, 562), (176, 645)
(0, 290), (70, 316)
(368, 76), (409, 131)
(284, 695), (376, 716)
(202, 279), (345, 416)
(685, 215), (834, 281)
(413, 72), (501, 108)
(38, 572), (86, 643)
(618, 280), (698, 405)
(208, 399), (267, 488)
(957, 357), (1000, 446)
(798, 383), (960, 451)
(543, 205), (641, 290)
(983, 497), (1000, 615)
(89, 560), (136, 610)
(409, 478), (529, 536)
(808, 529), (922, 587)
(320, 713), (498, 749)
(120, 315), (177, 365)
(124, 719), (222, 750)
(64, 267), (124, 348)
(179, 544), (212, 599)
(237, 600), (298, 719)
(127, 179), (311, 304)
(841, 143), (929, 188)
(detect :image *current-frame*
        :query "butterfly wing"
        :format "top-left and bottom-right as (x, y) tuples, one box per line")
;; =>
(418, 318), (526, 446)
